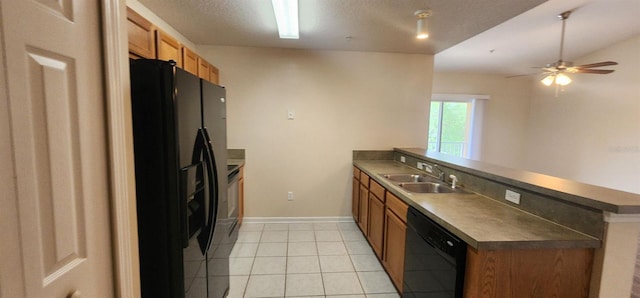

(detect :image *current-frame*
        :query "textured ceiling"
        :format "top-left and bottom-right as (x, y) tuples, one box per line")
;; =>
(137, 0), (547, 54)
(137, 0), (639, 75)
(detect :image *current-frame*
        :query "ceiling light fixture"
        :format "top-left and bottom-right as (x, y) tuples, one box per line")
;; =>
(540, 73), (572, 87)
(271, 0), (299, 39)
(414, 10), (432, 39)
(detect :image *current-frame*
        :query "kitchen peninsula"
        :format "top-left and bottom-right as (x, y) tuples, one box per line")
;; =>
(353, 148), (640, 297)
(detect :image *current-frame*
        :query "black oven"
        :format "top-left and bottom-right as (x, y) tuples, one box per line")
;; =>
(403, 206), (466, 298)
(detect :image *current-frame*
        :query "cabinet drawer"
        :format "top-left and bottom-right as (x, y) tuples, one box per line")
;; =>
(360, 172), (370, 187)
(386, 192), (408, 223)
(353, 166), (361, 179)
(369, 180), (385, 202)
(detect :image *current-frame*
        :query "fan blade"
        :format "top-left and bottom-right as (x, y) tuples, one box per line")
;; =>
(573, 69), (615, 74)
(506, 72), (545, 78)
(573, 61), (618, 68)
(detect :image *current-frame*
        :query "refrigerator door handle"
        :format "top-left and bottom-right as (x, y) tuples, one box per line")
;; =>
(196, 128), (219, 254)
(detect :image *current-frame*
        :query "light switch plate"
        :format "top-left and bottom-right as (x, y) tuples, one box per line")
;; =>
(505, 190), (521, 204)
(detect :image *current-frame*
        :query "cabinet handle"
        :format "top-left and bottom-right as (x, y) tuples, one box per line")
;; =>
(67, 290), (81, 298)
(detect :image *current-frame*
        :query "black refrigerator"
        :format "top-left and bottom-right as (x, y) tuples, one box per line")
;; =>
(130, 59), (238, 298)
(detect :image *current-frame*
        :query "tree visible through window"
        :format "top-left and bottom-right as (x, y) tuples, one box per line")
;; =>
(428, 100), (471, 158)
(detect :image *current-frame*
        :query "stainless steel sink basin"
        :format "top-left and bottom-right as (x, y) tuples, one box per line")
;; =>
(398, 182), (465, 194)
(380, 173), (439, 183)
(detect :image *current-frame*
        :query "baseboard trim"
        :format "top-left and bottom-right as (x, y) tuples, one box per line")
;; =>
(243, 216), (354, 224)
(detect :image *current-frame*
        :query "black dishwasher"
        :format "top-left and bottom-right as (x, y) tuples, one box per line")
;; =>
(403, 206), (466, 298)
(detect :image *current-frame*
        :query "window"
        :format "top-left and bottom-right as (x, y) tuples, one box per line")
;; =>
(428, 94), (489, 159)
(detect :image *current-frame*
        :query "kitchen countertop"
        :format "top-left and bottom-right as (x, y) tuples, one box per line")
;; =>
(354, 159), (600, 250)
(397, 148), (640, 214)
(227, 159), (245, 175)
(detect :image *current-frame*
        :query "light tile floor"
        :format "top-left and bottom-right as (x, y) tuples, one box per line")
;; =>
(227, 221), (400, 298)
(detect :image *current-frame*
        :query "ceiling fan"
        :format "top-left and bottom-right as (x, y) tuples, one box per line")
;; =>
(512, 10), (618, 87)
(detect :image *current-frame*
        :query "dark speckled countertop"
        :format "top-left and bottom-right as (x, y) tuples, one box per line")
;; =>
(354, 160), (600, 250)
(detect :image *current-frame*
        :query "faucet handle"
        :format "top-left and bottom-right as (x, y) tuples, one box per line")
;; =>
(449, 174), (459, 189)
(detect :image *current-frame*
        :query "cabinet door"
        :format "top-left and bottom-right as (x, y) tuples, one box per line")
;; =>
(127, 7), (155, 59)
(181, 47), (198, 76)
(209, 65), (220, 84)
(383, 208), (406, 292)
(358, 184), (369, 233)
(197, 57), (210, 81)
(352, 177), (359, 221)
(368, 194), (384, 258)
(156, 30), (181, 65)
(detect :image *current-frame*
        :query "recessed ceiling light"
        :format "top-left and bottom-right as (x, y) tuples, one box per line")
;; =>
(271, 0), (299, 39)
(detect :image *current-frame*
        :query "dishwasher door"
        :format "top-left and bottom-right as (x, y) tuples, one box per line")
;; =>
(403, 206), (466, 298)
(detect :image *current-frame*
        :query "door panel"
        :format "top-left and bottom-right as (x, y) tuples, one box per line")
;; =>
(0, 0), (114, 297)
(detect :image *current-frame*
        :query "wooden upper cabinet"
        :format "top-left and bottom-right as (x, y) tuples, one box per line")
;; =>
(197, 57), (210, 81)
(209, 64), (220, 84)
(156, 30), (181, 65)
(127, 7), (155, 59)
(181, 47), (198, 76)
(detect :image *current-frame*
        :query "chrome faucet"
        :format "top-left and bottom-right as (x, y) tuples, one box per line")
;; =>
(432, 164), (445, 181)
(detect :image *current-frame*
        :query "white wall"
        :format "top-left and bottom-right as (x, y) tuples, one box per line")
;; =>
(199, 46), (433, 217)
(524, 35), (640, 194)
(431, 73), (532, 168)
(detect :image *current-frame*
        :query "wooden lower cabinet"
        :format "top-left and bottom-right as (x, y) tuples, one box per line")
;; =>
(368, 194), (384, 258)
(382, 191), (408, 292)
(352, 177), (359, 221)
(464, 247), (593, 298)
(358, 183), (369, 233)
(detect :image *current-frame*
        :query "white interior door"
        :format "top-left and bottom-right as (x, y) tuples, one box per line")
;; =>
(0, 1), (115, 297)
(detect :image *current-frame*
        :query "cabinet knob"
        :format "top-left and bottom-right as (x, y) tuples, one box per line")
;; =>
(67, 290), (81, 298)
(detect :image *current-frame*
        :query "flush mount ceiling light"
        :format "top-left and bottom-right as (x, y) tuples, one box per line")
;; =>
(414, 9), (432, 39)
(271, 0), (299, 39)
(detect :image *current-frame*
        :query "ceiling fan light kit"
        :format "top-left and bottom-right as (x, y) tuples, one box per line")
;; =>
(541, 73), (572, 86)
(415, 10), (432, 39)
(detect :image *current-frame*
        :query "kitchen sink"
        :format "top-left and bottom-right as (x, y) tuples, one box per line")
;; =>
(398, 182), (466, 194)
(379, 173), (468, 194)
(380, 173), (439, 183)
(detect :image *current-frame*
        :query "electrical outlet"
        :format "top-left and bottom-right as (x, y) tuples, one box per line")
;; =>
(400, 156), (406, 163)
(505, 190), (521, 204)
(287, 191), (294, 201)
(424, 164), (433, 173)
(287, 110), (295, 120)
(417, 162), (423, 170)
